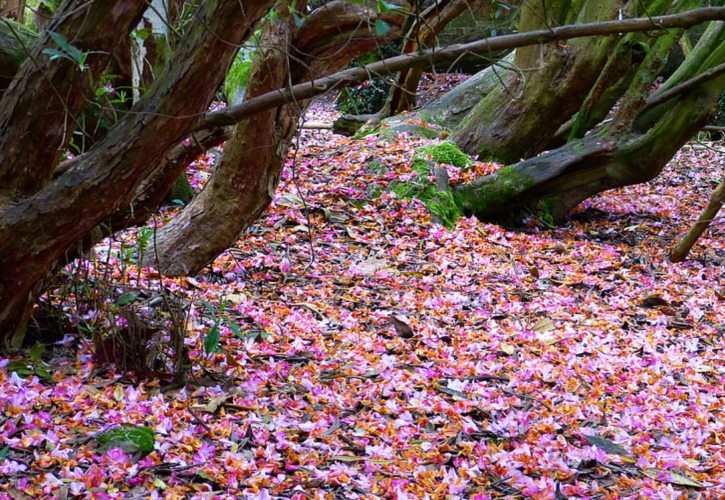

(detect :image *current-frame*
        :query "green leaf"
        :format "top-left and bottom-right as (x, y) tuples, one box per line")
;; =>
(97, 425), (156, 455)
(42, 48), (74, 62)
(204, 324), (221, 353)
(293, 12), (304, 28)
(33, 365), (52, 381)
(0, 446), (9, 461)
(7, 359), (33, 377)
(116, 292), (138, 306)
(200, 299), (217, 315)
(377, 0), (405, 13)
(374, 19), (391, 37)
(133, 28), (151, 41)
(584, 434), (631, 456)
(433, 383), (468, 399)
(47, 31), (73, 53)
(47, 31), (83, 62)
(28, 343), (45, 363)
(229, 323), (245, 340)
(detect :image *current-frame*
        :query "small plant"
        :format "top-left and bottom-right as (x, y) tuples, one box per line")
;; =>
(336, 78), (390, 115)
(200, 297), (264, 354)
(43, 31), (90, 71)
(6, 343), (52, 381)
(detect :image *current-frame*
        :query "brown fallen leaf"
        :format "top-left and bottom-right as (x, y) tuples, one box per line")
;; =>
(389, 315), (415, 339)
(640, 295), (670, 308)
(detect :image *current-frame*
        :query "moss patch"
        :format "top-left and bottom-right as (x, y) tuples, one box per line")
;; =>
(388, 142), (476, 228)
(453, 165), (535, 225)
(391, 177), (462, 228)
(416, 141), (470, 168)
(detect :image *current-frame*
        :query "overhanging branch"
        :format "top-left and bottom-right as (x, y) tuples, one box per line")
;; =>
(197, 6), (725, 131)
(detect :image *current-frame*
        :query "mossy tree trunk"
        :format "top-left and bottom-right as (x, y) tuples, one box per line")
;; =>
(452, 19), (725, 224)
(450, 0), (678, 164)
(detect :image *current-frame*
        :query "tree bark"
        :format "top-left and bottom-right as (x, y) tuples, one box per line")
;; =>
(148, 1), (410, 275)
(453, 20), (725, 224)
(670, 177), (725, 262)
(0, 0), (273, 347)
(450, 0), (639, 163)
(0, 0), (147, 199)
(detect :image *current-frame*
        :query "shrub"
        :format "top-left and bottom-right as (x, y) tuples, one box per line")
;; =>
(336, 78), (390, 115)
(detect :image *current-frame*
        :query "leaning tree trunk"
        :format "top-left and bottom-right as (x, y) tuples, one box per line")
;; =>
(450, 0), (677, 164)
(148, 1), (410, 275)
(0, 0), (273, 347)
(451, 19), (725, 224)
(388, 0), (487, 114)
(670, 176), (725, 262)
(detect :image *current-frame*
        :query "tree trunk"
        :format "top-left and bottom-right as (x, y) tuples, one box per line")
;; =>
(389, 0), (485, 114)
(148, 1), (410, 275)
(452, 20), (725, 224)
(0, 0), (148, 199)
(670, 177), (725, 262)
(0, 0), (24, 22)
(0, 18), (33, 93)
(450, 0), (673, 163)
(0, 0), (273, 347)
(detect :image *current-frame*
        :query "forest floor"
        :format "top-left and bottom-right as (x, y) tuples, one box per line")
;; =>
(1, 75), (724, 499)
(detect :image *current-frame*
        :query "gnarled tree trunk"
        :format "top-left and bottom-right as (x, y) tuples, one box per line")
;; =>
(452, 19), (725, 224)
(450, 0), (675, 163)
(0, 0), (273, 347)
(148, 1), (410, 275)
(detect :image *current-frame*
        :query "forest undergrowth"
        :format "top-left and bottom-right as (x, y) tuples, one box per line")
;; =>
(0, 76), (723, 498)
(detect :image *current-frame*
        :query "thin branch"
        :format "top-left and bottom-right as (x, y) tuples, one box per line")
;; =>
(198, 6), (725, 131)
(643, 61), (725, 112)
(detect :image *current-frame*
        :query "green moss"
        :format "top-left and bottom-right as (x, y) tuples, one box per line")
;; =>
(533, 196), (556, 227)
(390, 156), (463, 228)
(453, 165), (535, 222)
(224, 49), (253, 106)
(97, 425), (156, 455)
(416, 141), (470, 168)
(353, 122), (382, 139)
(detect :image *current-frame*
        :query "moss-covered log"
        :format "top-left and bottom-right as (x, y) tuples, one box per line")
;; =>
(451, 19), (725, 225)
(449, 0), (686, 163)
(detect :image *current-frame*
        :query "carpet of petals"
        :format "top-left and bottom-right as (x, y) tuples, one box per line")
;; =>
(1, 76), (723, 499)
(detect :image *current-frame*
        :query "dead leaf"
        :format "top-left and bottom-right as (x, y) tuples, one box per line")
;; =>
(584, 434), (632, 457)
(500, 343), (515, 355)
(532, 318), (555, 332)
(640, 295), (670, 308)
(323, 208), (350, 224)
(641, 468), (705, 489)
(389, 316), (414, 339)
(204, 395), (230, 413)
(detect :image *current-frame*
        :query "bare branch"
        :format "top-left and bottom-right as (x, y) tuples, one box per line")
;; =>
(199, 6), (725, 131)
